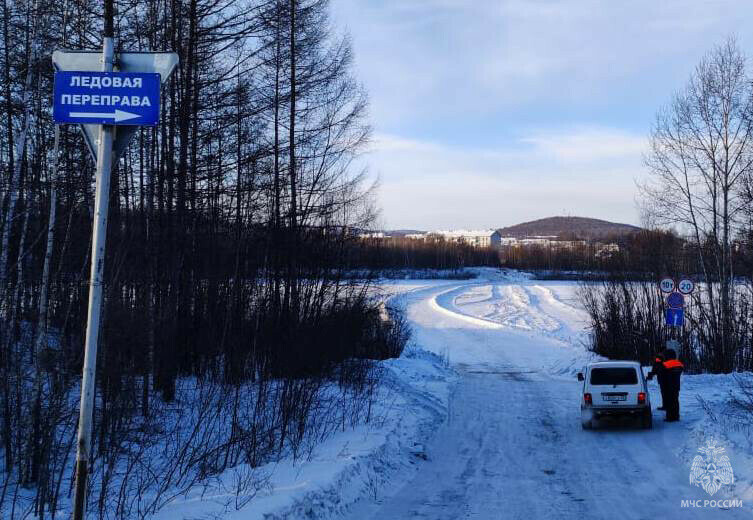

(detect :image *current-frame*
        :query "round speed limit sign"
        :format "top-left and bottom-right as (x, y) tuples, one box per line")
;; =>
(659, 278), (675, 293)
(678, 279), (695, 294)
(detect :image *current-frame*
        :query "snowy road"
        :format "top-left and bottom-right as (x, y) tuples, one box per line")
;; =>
(346, 278), (752, 520)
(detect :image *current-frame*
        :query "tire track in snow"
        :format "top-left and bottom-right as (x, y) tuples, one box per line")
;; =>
(343, 279), (749, 520)
(514, 284), (562, 333)
(529, 284), (589, 324)
(440, 282), (574, 341)
(523, 284), (590, 344)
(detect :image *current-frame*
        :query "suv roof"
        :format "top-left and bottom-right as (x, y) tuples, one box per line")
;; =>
(587, 361), (641, 369)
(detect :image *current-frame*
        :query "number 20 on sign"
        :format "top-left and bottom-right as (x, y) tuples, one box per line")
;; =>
(678, 279), (695, 295)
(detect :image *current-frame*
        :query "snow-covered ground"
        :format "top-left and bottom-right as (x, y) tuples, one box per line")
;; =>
(346, 274), (753, 519)
(161, 269), (753, 518)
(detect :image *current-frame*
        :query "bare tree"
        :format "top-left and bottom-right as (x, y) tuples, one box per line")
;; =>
(641, 37), (753, 371)
(0, 1), (394, 517)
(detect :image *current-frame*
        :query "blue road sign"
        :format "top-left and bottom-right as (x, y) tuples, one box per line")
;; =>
(53, 71), (161, 125)
(666, 308), (684, 327)
(666, 292), (684, 309)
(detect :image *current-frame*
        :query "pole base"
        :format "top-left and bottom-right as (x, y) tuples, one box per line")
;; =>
(73, 458), (88, 520)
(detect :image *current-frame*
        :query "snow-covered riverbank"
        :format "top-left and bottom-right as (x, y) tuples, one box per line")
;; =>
(158, 270), (753, 519)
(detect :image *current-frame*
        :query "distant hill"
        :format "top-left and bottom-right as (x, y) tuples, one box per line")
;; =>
(497, 217), (640, 240)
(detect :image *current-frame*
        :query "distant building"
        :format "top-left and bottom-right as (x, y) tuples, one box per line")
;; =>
(595, 243), (620, 258)
(358, 231), (389, 239)
(500, 236), (587, 249)
(431, 229), (502, 248)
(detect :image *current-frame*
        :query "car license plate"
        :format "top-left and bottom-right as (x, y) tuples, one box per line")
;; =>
(604, 395), (626, 402)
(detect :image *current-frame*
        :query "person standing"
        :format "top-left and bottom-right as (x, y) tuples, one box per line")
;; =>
(659, 349), (684, 422)
(648, 352), (667, 411)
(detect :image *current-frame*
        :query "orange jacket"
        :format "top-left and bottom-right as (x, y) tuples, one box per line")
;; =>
(661, 359), (684, 393)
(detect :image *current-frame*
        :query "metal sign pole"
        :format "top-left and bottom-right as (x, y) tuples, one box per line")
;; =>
(72, 11), (114, 520)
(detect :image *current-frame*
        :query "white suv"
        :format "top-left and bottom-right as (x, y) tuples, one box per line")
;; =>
(577, 361), (652, 430)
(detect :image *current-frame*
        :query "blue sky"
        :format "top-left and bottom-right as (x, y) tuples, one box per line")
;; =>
(329, 0), (753, 230)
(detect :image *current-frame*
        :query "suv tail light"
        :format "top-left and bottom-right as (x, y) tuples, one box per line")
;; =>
(584, 393), (592, 405)
(638, 392), (646, 404)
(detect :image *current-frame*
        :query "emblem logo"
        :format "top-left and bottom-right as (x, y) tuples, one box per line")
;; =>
(689, 439), (734, 496)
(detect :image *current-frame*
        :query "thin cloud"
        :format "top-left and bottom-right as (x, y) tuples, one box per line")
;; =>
(368, 128), (643, 229)
(329, 0), (753, 229)
(521, 128), (646, 163)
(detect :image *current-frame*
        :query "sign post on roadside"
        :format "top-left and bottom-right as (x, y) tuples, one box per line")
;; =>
(58, 3), (178, 519)
(69, 28), (116, 520)
(52, 51), (178, 162)
(659, 277), (693, 347)
(53, 71), (162, 125)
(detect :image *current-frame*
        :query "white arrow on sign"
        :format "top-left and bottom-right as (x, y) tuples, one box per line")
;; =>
(53, 50), (178, 163)
(69, 110), (140, 122)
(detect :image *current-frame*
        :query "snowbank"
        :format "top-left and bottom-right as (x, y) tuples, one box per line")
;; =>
(152, 283), (457, 519)
(162, 270), (753, 518)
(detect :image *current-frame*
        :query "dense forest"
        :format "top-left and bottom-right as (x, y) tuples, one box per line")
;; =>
(0, 1), (409, 518)
(498, 229), (692, 276)
(349, 228), (694, 277)
(350, 236), (499, 272)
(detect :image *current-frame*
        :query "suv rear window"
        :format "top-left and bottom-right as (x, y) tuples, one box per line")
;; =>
(590, 367), (638, 385)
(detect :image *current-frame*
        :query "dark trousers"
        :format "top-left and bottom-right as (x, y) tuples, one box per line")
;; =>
(665, 390), (680, 420)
